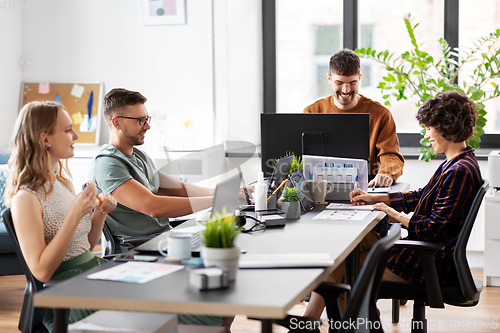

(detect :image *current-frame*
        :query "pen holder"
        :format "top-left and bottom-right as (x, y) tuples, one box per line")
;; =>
(267, 193), (277, 210)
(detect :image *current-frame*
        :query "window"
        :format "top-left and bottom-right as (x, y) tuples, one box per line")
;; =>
(459, 0), (500, 133)
(268, 0), (500, 147)
(358, 0), (444, 133)
(315, 25), (341, 99)
(276, 0), (343, 113)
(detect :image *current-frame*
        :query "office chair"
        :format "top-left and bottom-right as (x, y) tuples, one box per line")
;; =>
(101, 222), (155, 255)
(378, 179), (489, 333)
(2, 208), (49, 333)
(275, 223), (402, 333)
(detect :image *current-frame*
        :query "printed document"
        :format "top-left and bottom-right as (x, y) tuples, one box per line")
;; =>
(313, 209), (371, 221)
(87, 262), (183, 284)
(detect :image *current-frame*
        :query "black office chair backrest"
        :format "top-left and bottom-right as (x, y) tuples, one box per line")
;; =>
(454, 179), (488, 301)
(101, 222), (117, 256)
(343, 223), (401, 331)
(1, 208), (48, 333)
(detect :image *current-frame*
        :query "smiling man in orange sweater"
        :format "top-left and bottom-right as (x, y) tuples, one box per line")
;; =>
(304, 49), (404, 187)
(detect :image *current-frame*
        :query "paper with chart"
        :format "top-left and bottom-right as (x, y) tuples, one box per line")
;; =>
(87, 262), (183, 284)
(325, 203), (374, 211)
(313, 209), (371, 221)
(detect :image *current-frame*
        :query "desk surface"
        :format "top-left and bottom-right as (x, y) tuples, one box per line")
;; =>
(33, 204), (385, 322)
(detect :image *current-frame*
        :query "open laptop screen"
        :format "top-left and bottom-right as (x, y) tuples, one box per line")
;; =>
(210, 173), (242, 218)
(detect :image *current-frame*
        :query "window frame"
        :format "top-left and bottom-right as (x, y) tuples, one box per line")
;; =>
(262, 0), (500, 149)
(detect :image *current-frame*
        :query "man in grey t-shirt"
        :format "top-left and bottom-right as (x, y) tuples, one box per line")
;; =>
(88, 88), (215, 252)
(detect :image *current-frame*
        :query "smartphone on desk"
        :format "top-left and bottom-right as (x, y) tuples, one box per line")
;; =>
(112, 254), (158, 262)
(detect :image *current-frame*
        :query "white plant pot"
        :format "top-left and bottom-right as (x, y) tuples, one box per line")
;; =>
(282, 201), (301, 219)
(201, 246), (240, 281)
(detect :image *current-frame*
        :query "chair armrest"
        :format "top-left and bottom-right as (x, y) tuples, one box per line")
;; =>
(394, 240), (445, 252)
(393, 240), (445, 308)
(314, 282), (351, 322)
(315, 281), (351, 294)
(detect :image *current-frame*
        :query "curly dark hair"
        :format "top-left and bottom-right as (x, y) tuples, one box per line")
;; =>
(329, 49), (360, 76)
(103, 88), (147, 124)
(416, 91), (477, 143)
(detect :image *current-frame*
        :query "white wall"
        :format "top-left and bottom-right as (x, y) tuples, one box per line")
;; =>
(0, 8), (23, 149)
(0, 0), (263, 152)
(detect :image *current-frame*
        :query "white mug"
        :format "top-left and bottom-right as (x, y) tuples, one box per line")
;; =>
(158, 233), (192, 261)
(307, 179), (334, 203)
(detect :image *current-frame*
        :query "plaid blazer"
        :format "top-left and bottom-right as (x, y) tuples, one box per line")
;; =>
(387, 146), (482, 285)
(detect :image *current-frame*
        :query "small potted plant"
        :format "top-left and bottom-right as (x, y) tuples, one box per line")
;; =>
(280, 186), (301, 220)
(199, 210), (242, 281)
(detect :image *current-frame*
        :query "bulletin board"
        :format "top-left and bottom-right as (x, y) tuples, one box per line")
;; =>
(20, 82), (104, 146)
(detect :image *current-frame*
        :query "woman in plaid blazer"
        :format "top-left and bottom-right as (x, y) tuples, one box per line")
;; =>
(304, 91), (482, 320)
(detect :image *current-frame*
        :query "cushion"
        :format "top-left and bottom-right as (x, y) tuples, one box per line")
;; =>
(0, 164), (9, 212)
(0, 164), (15, 254)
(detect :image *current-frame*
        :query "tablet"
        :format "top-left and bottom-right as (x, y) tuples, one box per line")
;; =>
(288, 170), (315, 213)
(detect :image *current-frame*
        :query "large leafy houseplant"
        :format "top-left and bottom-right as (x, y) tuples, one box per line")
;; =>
(356, 14), (500, 161)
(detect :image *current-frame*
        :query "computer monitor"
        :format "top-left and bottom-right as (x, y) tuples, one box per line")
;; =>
(261, 113), (370, 176)
(268, 155), (294, 190)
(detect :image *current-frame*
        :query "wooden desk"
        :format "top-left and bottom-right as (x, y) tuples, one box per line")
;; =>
(34, 207), (385, 333)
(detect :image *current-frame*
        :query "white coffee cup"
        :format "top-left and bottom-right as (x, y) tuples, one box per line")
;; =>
(158, 233), (192, 261)
(307, 179), (334, 203)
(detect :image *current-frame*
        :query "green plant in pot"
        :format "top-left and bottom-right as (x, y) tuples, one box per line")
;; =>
(280, 186), (301, 220)
(356, 14), (500, 162)
(199, 210), (242, 281)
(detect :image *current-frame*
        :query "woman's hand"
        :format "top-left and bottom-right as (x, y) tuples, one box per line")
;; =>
(70, 182), (99, 220)
(373, 203), (412, 228)
(350, 188), (375, 205)
(96, 193), (117, 214)
(351, 188), (391, 206)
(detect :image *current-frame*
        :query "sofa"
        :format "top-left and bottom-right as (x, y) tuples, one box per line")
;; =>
(0, 151), (23, 276)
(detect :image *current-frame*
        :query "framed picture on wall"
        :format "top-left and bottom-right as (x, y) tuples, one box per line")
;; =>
(142, 0), (186, 25)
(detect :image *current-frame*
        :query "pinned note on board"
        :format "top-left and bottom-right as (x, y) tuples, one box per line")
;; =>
(54, 94), (62, 104)
(38, 83), (50, 94)
(71, 112), (84, 125)
(70, 84), (85, 98)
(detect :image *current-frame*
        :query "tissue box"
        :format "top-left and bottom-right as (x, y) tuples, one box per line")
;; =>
(188, 265), (229, 291)
(68, 310), (177, 333)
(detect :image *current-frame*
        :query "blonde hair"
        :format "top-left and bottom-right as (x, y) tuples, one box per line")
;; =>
(4, 101), (74, 206)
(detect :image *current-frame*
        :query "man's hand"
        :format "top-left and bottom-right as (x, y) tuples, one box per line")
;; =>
(368, 174), (393, 187)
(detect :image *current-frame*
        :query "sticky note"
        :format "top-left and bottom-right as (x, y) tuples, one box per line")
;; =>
(70, 84), (85, 98)
(71, 112), (84, 125)
(38, 83), (50, 94)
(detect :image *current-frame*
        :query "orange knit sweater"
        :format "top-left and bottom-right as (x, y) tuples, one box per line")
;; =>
(304, 94), (404, 182)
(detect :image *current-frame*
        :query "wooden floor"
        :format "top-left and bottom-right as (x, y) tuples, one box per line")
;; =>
(1, 269), (499, 332)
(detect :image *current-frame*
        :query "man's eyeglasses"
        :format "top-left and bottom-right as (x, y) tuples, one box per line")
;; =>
(333, 82), (359, 89)
(115, 116), (151, 126)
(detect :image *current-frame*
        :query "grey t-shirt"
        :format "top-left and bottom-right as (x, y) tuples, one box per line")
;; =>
(88, 144), (171, 251)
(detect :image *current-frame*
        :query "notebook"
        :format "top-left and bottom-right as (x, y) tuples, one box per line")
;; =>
(135, 173), (242, 254)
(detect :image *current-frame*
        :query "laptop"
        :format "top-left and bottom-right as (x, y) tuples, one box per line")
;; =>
(135, 173), (242, 254)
